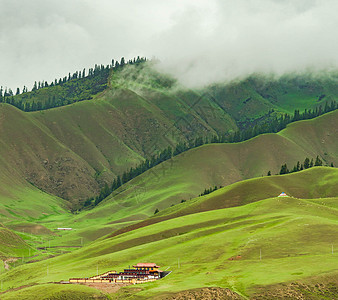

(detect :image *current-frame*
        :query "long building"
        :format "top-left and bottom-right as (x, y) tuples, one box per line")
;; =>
(70, 262), (166, 284)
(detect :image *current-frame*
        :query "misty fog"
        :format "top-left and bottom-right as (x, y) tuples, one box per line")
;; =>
(1, 0), (337, 89)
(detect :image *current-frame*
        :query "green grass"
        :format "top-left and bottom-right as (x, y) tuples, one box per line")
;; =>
(70, 111), (337, 241)
(1, 69), (337, 209)
(0, 98), (336, 298)
(0, 65), (337, 298)
(0, 110), (336, 252)
(1, 283), (108, 300)
(6, 109), (334, 249)
(0, 227), (32, 259)
(1, 195), (337, 298)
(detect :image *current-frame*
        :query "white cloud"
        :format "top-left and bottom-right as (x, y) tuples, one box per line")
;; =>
(0, 0), (337, 89)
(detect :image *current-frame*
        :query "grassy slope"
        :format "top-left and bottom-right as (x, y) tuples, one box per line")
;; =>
(24, 111), (337, 247)
(206, 73), (338, 120)
(1, 110), (335, 251)
(0, 167), (336, 298)
(0, 104), (98, 201)
(0, 75), (239, 204)
(2, 67), (336, 206)
(0, 226), (31, 259)
(108, 167), (338, 238)
(76, 111), (338, 229)
(1, 283), (108, 300)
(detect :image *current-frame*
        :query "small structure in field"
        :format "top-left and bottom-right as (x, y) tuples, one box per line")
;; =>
(69, 262), (168, 285)
(278, 192), (288, 197)
(228, 255), (242, 261)
(57, 228), (73, 230)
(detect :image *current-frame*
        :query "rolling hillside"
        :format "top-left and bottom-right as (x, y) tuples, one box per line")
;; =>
(0, 65), (337, 299)
(0, 168), (337, 299)
(76, 111), (337, 231)
(1, 111), (335, 248)
(0, 226), (31, 259)
(0, 64), (336, 206)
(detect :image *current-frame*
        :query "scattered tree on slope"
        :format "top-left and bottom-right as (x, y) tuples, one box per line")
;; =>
(279, 155), (325, 175)
(86, 108), (337, 209)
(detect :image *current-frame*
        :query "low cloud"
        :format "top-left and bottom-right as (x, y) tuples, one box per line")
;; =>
(1, 0), (337, 89)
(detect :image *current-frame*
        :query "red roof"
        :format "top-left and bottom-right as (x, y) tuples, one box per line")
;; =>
(133, 263), (160, 268)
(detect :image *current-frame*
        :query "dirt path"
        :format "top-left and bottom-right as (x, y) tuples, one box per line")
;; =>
(3, 257), (18, 270)
(75, 282), (130, 294)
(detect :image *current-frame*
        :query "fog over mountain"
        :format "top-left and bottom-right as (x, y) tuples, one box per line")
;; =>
(1, 0), (338, 89)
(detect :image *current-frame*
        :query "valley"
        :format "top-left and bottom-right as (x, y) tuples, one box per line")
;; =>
(0, 63), (337, 299)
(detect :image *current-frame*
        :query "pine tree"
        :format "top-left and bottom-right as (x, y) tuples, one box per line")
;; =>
(267, 171), (271, 176)
(279, 164), (289, 175)
(291, 165), (297, 173)
(296, 161), (300, 171)
(314, 155), (323, 166)
(120, 57), (125, 67)
(310, 158), (314, 168)
(293, 109), (300, 121)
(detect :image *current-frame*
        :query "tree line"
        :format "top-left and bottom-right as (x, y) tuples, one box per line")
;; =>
(269, 155), (332, 176)
(154, 156), (334, 215)
(199, 185), (222, 196)
(0, 56), (147, 111)
(210, 101), (337, 144)
(84, 103), (337, 208)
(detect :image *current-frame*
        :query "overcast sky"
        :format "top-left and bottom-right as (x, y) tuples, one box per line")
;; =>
(1, 0), (338, 89)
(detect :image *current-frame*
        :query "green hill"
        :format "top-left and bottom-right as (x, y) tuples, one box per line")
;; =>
(5, 111), (334, 249)
(1, 283), (108, 300)
(0, 110), (336, 253)
(0, 168), (337, 299)
(107, 167), (338, 238)
(76, 111), (337, 233)
(205, 72), (338, 120)
(0, 60), (337, 299)
(0, 64), (336, 207)
(0, 226), (31, 259)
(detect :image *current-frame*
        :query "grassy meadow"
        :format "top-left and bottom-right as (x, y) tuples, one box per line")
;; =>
(0, 167), (337, 298)
(0, 111), (336, 250)
(0, 67), (337, 298)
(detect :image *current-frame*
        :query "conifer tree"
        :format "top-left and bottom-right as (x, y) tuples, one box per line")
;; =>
(120, 57), (125, 66)
(310, 158), (314, 168)
(314, 155), (323, 166)
(279, 164), (289, 175)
